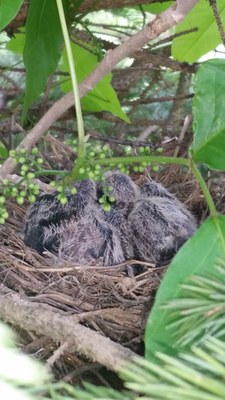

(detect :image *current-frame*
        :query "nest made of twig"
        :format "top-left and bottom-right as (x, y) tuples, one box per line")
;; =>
(0, 199), (165, 348)
(1, 168), (225, 381)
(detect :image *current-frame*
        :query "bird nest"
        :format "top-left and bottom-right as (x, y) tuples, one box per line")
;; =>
(0, 200), (165, 361)
(1, 168), (223, 380)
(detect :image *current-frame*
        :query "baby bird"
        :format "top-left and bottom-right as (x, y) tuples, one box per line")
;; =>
(24, 179), (126, 265)
(23, 171), (196, 266)
(103, 172), (196, 265)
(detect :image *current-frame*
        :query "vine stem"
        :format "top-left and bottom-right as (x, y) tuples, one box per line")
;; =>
(189, 160), (217, 218)
(55, 0), (85, 162)
(93, 155), (190, 167)
(190, 160), (225, 256)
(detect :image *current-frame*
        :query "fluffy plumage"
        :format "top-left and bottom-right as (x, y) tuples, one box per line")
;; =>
(23, 172), (197, 266)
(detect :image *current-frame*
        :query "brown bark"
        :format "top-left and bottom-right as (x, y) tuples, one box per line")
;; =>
(0, 284), (136, 371)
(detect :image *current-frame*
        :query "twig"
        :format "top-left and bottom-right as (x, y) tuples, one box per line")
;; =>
(47, 340), (71, 367)
(0, 0), (199, 178)
(209, 0), (225, 46)
(0, 284), (136, 371)
(173, 114), (192, 157)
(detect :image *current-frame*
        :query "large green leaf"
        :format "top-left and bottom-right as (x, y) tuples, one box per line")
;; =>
(142, 2), (174, 14)
(23, 0), (69, 117)
(61, 43), (130, 123)
(145, 215), (225, 360)
(172, 0), (225, 62)
(0, 0), (23, 32)
(191, 59), (225, 170)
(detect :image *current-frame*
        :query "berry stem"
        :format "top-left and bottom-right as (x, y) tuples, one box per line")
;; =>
(56, 0), (86, 180)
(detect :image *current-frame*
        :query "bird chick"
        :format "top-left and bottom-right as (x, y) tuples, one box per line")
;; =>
(23, 180), (97, 255)
(128, 179), (197, 265)
(24, 179), (126, 265)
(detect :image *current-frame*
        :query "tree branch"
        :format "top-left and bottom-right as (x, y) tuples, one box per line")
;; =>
(0, 284), (136, 371)
(0, 0), (199, 178)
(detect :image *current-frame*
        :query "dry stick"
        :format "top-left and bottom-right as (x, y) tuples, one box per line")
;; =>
(0, 284), (136, 371)
(0, 0), (199, 179)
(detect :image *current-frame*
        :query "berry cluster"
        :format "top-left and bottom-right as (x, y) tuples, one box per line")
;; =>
(0, 148), (43, 223)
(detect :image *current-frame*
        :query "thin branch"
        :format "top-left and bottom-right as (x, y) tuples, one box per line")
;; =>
(0, 0), (199, 179)
(0, 284), (136, 371)
(209, 0), (225, 46)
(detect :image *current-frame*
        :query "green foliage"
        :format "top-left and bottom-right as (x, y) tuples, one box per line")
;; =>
(0, 142), (8, 159)
(145, 216), (225, 359)
(61, 43), (130, 123)
(44, 337), (225, 400)
(0, 322), (48, 399)
(172, 0), (225, 62)
(191, 59), (225, 170)
(23, 0), (69, 117)
(142, 2), (174, 14)
(161, 260), (225, 348)
(0, 0), (23, 32)
(6, 31), (25, 54)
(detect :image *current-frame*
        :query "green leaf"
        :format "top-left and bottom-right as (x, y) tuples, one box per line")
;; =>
(0, 142), (8, 159)
(0, 0), (23, 32)
(191, 59), (225, 170)
(61, 43), (130, 123)
(6, 31), (25, 54)
(172, 0), (225, 62)
(142, 2), (174, 14)
(145, 215), (225, 360)
(23, 0), (69, 117)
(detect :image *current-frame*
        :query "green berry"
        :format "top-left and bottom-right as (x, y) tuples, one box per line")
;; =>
(16, 196), (24, 205)
(21, 164), (29, 172)
(88, 171), (95, 179)
(59, 197), (67, 205)
(99, 197), (104, 204)
(9, 150), (16, 158)
(27, 172), (35, 180)
(18, 157), (26, 164)
(70, 187), (77, 195)
(28, 195), (36, 203)
(31, 147), (38, 155)
(20, 148), (27, 155)
(57, 186), (63, 193)
(37, 157), (44, 164)
(0, 217), (5, 224)
(50, 181), (56, 187)
(33, 187), (40, 195)
(79, 167), (85, 174)
(2, 210), (9, 219)
(125, 146), (132, 155)
(103, 204), (111, 212)
(2, 179), (9, 185)
(20, 190), (27, 197)
(0, 196), (5, 205)
(11, 187), (18, 196)
(109, 196), (115, 203)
